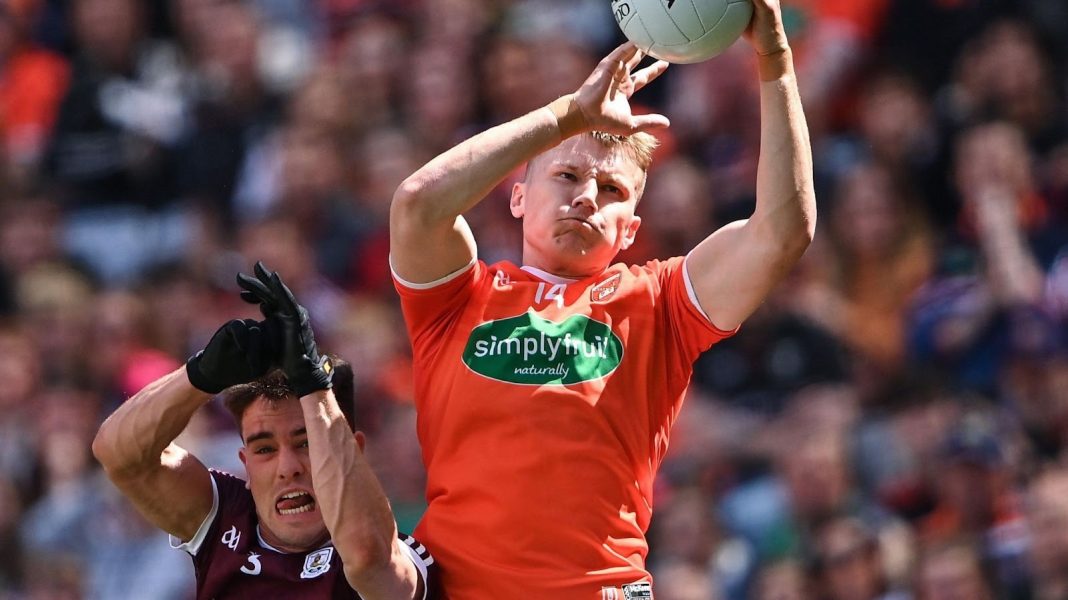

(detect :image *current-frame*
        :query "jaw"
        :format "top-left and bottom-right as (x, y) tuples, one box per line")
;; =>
(260, 517), (330, 553)
(258, 502), (329, 552)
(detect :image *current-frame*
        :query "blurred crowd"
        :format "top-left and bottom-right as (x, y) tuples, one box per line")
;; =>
(0, 0), (1067, 598)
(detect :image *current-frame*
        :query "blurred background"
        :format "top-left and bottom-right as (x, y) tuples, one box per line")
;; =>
(0, 0), (1066, 598)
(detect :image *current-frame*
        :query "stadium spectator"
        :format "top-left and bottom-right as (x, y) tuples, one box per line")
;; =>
(46, 0), (193, 284)
(0, 0), (68, 186)
(92, 264), (437, 599)
(1024, 467), (1068, 600)
(388, 0), (814, 595)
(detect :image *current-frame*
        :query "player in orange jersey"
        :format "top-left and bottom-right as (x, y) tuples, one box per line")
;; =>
(388, 1), (814, 597)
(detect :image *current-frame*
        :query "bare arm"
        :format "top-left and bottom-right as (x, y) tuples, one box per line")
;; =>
(300, 390), (422, 600)
(390, 42), (669, 284)
(91, 367), (214, 541)
(686, 0), (816, 331)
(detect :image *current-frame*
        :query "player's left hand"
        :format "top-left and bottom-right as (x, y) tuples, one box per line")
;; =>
(236, 262), (333, 397)
(570, 42), (670, 136)
(743, 0), (789, 56)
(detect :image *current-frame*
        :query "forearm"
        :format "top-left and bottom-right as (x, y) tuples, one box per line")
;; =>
(300, 391), (417, 598)
(92, 367), (211, 477)
(752, 49), (817, 247)
(393, 98), (581, 223)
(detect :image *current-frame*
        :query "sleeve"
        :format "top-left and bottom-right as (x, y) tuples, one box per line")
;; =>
(657, 256), (738, 359)
(398, 533), (439, 600)
(391, 257), (484, 352)
(169, 471), (221, 556)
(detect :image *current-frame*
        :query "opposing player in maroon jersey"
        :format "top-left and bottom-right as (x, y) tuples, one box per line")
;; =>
(93, 263), (437, 599)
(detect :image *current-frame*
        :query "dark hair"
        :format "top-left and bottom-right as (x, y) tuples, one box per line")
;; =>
(221, 356), (356, 436)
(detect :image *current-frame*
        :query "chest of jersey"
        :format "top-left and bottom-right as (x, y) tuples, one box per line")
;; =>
(457, 267), (654, 389)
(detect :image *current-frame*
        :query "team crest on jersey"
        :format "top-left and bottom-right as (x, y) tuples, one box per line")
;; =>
(300, 547), (333, 579)
(591, 272), (622, 302)
(622, 581), (653, 600)
(462, 310), (623, 385)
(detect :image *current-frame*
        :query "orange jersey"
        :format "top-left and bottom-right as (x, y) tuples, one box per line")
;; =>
(394, 257), (733, 599)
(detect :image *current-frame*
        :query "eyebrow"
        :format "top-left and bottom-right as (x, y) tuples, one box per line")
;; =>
(245, 431), (274, 445)
(551, 162), (630, 185)
(244, 427), (308, 445)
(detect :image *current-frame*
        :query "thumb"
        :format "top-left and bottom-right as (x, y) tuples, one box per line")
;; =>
(630, 113), (670, 132)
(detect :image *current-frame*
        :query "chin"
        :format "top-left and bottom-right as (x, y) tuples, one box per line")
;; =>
(265, 516), (329, 551)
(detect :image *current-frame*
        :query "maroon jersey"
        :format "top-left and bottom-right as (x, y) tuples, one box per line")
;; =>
(172, 470), (437, 600)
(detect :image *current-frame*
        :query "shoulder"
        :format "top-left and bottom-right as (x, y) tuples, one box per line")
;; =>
(600, 257), (688, 294)
(172, 470), (252, 557)
(209, 470), (252, 506)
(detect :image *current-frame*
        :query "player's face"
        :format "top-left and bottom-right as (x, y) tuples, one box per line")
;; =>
(238, 397), (328, 553)
(512, 136), (644, 277)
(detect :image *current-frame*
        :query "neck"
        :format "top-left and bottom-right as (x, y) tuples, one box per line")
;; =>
(522, 251), (608, 280)
(258, 525), (329, 554)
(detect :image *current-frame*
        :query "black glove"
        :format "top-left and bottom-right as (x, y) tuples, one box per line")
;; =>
(236, 262), (333, 397)
(186, 318), (277, 393)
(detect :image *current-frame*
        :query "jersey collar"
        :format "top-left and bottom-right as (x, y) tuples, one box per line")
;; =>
(520, 266), (580, 285)
(256, 526), (333, 554)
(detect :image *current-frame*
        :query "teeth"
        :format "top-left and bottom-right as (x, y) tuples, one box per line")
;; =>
(279, 503), (315, 516)
(281, 491), (309, 500)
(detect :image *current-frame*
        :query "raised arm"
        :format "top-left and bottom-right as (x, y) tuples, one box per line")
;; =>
(92, 319), (275, 540)
(300, 389), (422, 599)
(238, 263), (423, 599)
(389, 42), (669, 284)
(686, 0), (816, 331)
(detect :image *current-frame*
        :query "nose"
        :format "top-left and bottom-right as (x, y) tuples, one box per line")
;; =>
(571, 179), (598, 211)
(276, 445), (305, 481)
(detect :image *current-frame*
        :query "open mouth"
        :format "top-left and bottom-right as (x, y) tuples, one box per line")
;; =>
(276, 491), (316, 516)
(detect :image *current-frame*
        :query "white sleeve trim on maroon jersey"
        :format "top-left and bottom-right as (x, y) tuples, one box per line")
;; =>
(389, 255), (476, 290)
(398, 534), (434, 600)
(168, 473), (219, 556)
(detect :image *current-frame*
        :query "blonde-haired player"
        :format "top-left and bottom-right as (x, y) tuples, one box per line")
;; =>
(389, 1), (814, 597)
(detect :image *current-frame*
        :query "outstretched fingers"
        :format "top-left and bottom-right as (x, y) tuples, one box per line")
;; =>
(625, 46), (644, 71)
(630, 112), (671, 133)
(237, 261), (280, 314)
(631, 60), (669, 93)
(266, 272), (301, 316)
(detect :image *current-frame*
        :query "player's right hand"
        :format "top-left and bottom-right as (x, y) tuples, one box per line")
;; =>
(570, 42), (670, 136)
(186, 318), (277, 393)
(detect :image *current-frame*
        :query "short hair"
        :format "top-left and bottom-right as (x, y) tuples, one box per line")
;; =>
(525, 131), (660, 192)
(588, 131), (659, 172)
(221, 356), (356, 438)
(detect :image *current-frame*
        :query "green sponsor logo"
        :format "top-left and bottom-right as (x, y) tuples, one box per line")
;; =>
(462, 311), (623, 385)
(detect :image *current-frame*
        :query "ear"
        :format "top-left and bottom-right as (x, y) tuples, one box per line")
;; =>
(354, 430), (367, 452)
(238, 448), (250, 489)
(510, 182), (525, 219)
(620, 215), (642, 250)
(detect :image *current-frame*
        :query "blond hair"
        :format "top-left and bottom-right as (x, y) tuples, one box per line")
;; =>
(587, 131), (659, 172)
(524, 131), (660, 198)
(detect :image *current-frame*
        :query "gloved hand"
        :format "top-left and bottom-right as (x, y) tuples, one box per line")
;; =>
(186, 318), (277, 394)
(236, 262), (333, 397)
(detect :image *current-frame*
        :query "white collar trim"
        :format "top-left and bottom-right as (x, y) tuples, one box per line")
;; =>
(520, 266), (579, 285)
(256, 526), (332, 554)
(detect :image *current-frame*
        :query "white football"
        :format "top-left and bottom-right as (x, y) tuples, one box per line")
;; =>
(611, 0), (754, 64)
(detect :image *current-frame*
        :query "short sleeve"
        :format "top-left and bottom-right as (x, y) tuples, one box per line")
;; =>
(658, 256), (738, 358)
(169, 472), (220, 556)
